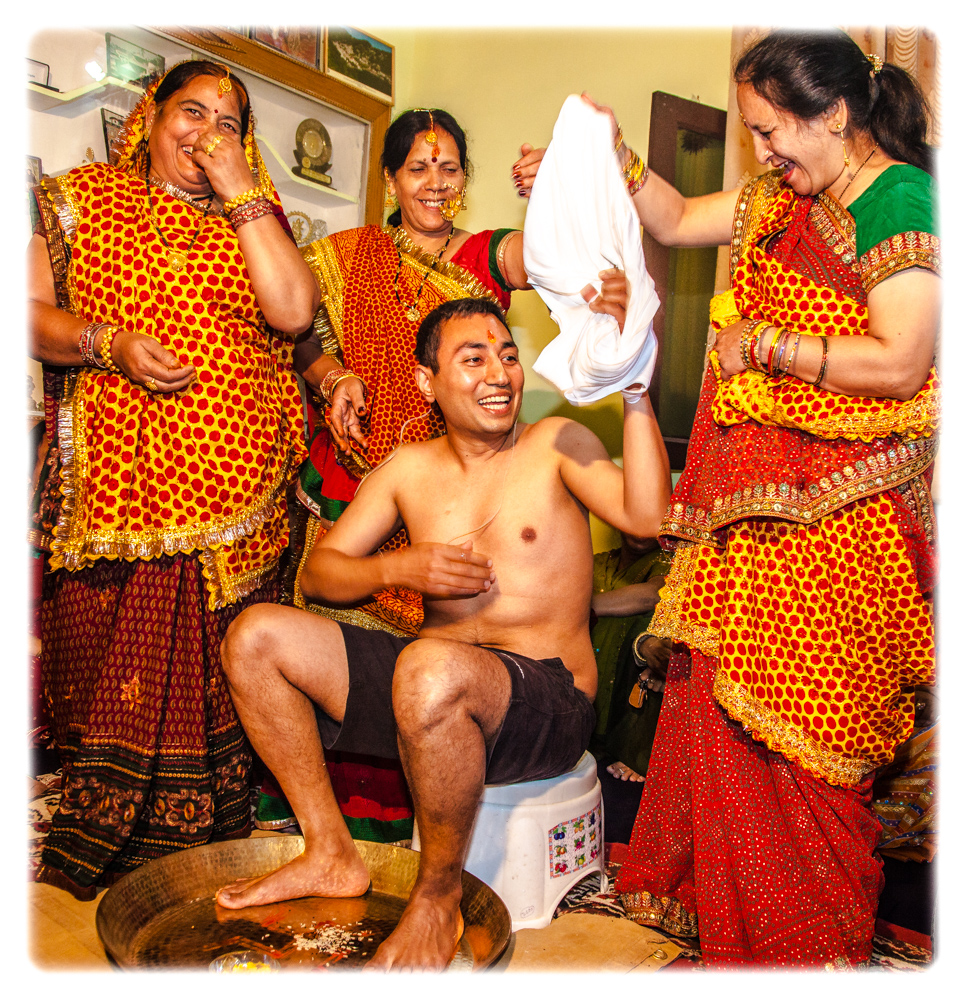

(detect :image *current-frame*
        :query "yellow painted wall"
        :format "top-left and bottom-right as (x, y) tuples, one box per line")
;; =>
(363, 26), (732, 547)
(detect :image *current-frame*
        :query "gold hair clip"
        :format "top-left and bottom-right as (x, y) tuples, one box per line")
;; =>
(867, 53), (883, 75)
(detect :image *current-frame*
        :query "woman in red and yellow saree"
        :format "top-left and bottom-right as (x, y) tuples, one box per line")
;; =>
(253, 109), (533, 841)
(588, 31), (939, 966)
(27, 61), (318, 899)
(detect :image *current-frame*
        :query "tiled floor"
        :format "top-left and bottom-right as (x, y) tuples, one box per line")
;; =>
(27, 830), (678, 973)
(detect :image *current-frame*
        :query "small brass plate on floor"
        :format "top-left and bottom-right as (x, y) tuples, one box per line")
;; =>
(96, 836), (509, 971)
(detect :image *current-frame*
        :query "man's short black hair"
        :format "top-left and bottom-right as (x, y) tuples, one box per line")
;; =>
(415, 298), (510, 374)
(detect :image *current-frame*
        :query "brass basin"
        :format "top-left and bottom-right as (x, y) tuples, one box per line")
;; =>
(96, 836), (510, 970)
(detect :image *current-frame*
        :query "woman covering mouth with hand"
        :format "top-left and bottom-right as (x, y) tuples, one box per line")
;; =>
(28, 59), (318, 897)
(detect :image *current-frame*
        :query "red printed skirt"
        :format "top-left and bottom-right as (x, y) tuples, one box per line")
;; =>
(37, 552), (274, 899)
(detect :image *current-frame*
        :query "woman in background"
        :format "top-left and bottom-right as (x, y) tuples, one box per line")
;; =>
(28, 60), (317, 898)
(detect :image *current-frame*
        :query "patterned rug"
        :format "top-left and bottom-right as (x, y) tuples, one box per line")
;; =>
(29, 778), (932, 970)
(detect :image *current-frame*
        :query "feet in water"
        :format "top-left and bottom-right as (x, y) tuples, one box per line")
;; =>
(606, 760), (645, 782)
(366, 892), (465, 971)
(215, 845), (371, 909)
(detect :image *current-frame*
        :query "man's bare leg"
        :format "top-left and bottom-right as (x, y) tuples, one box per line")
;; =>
(214, 605), (371, 907)
(367, 639), (512, 971)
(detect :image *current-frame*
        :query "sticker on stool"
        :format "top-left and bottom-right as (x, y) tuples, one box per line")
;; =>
(547, 804), (601, 878)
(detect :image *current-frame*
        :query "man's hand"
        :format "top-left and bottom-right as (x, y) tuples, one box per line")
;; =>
(583, 268), (629, 333)
(393, 541), (495, 597)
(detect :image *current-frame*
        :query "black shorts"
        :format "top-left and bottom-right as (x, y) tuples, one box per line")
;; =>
(315, 622), (595, 785)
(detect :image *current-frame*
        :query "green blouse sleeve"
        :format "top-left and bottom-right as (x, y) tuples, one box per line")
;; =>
(849, 165), (940, 293)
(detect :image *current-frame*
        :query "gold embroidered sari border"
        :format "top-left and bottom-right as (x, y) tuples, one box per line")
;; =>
(199, 549), (279, 611)
(388, 226), (503, 311)
(661, 436), (937, 546)
(50, 420), (292, 573)
(860, 231), (940, 294)
(712, 668), (874, 787)
(647, 543), (720, 657)
(302, 237), (346, 354)
(621, 890), (700, 939)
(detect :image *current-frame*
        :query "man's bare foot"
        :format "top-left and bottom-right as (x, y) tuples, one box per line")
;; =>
(366, 894), (465, 971)
(216, 846), (371, 909)
(606, 760), (645, 782)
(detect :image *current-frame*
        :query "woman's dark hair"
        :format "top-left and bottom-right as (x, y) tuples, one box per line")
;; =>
(416, 298), (508, 373)
(734, 30), (933, 174)
(153, 60), (252, 139)
(382, 108), (471, 225)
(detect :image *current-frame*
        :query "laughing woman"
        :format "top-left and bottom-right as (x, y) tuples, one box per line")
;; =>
(28, 60), (318, 898)
(587, 30), (939, 966)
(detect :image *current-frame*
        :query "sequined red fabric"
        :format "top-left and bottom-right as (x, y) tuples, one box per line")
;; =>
(616, 648), (884, 966)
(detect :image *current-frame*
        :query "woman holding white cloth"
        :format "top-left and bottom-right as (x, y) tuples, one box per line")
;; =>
(580, 27), (939, 966)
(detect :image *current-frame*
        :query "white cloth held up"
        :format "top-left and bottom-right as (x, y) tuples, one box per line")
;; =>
(523, 95), (660, 405)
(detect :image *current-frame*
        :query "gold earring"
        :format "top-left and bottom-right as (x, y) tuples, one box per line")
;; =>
(384, 188), (398, 211)
(834, 123), (850, 169)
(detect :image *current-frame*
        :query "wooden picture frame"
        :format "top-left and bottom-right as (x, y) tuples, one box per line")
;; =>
(323, 27), (393, 104)
(250, 26), (321, 68)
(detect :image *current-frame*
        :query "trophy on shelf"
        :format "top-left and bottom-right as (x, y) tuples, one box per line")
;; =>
(293, 119), (333, 186)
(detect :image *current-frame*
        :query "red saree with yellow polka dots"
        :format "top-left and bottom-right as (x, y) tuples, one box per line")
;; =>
(32, 162), (306, 898)
(617, 168), (939, 965)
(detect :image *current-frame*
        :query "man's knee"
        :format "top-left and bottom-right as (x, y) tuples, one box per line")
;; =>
(220, 603), (288, 682)
(392, 639), (471, 726)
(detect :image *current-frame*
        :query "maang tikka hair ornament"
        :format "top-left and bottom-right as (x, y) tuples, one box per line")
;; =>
(217, 63), (233, 96)
(425, 110), (440, 161)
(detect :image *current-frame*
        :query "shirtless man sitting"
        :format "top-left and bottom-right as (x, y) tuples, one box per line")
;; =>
(215, 292), (670, 970)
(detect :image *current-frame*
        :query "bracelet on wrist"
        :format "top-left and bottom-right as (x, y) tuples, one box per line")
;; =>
(228, 197), (273, 230)
(222, 187), (265, 213)
(320, 366), (366, 406)
(741, 320), (770, 372)
(79, 322), (110, 368)
(772, 327), (793, 376)
(97, 325), (122, 374)
(814, 336), (829, 386)
(621, 147), (650, 195)
(764, 326), (784, 376)
(781, 331), (801, 376)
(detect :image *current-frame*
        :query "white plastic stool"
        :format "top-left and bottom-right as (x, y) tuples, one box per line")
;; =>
(412, 751), (606, 931)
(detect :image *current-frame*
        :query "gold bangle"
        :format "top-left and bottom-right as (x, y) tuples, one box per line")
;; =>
(98, 325), (122, 374)
(222, 187), (264, 213)
(814, 336), (829, 386)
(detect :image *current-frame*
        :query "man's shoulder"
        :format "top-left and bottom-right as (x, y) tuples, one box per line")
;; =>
(525, 416), (605, 454)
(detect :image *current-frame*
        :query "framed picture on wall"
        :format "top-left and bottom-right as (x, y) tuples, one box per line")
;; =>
(249, 27), (321, 68)
(101, 109), (126, 163)
(323, 27), (393, 104)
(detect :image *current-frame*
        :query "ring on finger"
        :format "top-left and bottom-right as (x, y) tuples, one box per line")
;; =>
(144, 377), (158, 392)
(203, 136), (224, 156)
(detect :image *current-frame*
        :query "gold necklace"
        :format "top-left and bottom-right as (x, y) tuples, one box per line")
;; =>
(394, 226), (454, 323)
(146, 177), (215, 273)
(835, 143), (879, 201)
